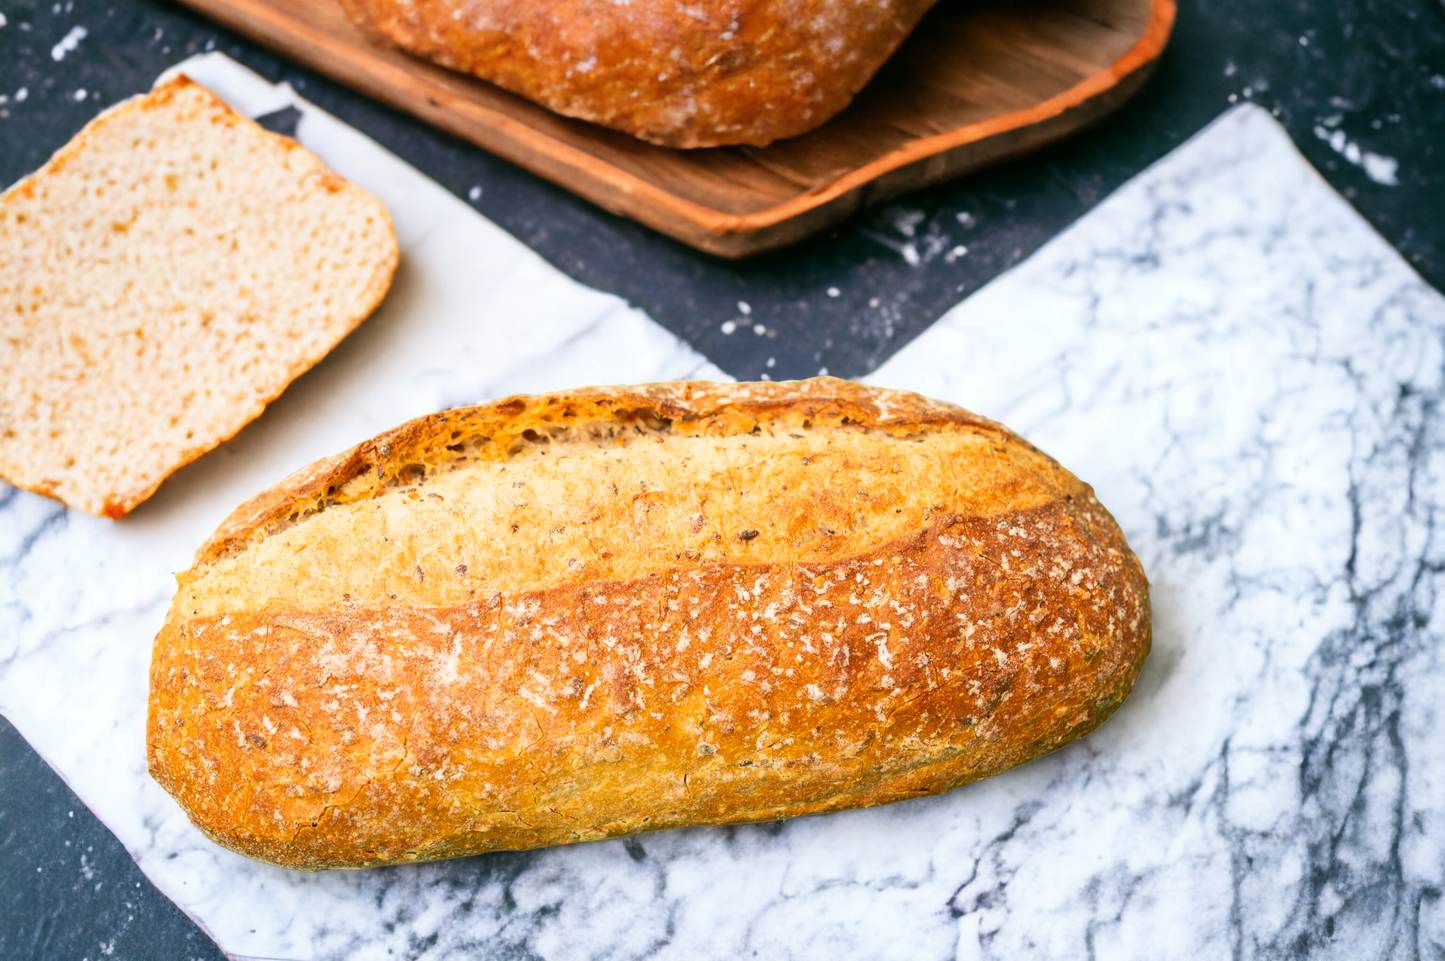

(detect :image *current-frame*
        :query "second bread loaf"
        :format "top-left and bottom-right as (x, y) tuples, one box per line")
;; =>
(337, 0), (941, 147)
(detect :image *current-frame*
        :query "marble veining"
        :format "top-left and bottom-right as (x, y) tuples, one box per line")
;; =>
(869, 104), (1445, 960)
(2, 52), (1443, 959)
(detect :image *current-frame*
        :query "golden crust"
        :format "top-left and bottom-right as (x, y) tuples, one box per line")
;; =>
(189, 378), (1000, 567)
(336, 0), (940, 147)
(147, 379), (1150, 869)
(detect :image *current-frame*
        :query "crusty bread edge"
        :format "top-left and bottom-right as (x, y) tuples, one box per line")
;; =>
(0, 75), (400, 519)
(187, 378), (1027, 571)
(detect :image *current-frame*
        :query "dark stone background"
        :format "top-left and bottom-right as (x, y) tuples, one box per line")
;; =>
(1, 0), (1442, 956)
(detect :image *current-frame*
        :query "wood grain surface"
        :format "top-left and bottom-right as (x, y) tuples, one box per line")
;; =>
(172, 0), (1175, 257)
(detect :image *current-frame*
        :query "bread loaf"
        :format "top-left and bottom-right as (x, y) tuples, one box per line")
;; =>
(0, 76), (398, 518)
(336, 0), (940, 147)
(147, 379), (1149, 870)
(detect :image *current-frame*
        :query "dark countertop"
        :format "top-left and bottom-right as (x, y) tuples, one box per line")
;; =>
(2, 1), (1443, 957)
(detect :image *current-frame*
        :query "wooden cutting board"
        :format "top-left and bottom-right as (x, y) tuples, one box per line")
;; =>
(175, 0), (1175, 258)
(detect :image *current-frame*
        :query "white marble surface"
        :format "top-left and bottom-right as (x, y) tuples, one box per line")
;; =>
(868, 104), (1445, 960)
(3, 54), (1444, 959)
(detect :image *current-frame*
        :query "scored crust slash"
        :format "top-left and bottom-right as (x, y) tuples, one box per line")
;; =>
(147, 378), (1151, 870)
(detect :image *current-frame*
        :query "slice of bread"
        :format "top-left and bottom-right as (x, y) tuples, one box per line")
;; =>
(0, 76), (399, 518)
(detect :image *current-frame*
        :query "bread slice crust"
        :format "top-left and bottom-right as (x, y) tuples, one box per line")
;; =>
(148, 379), (1150, 869)
(0, 76), (399, 517)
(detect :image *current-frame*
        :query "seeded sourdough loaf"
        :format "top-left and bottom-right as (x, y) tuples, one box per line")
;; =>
(336, 0), (941, 147)
(147, 379), (1150, 870)
(0, 75), (398, 518)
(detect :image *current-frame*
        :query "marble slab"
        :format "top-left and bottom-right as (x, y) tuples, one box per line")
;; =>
(867, 104), (1445, 959)
(3, 53), (1443, 959)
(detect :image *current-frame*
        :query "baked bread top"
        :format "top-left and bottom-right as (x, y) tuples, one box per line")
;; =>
(0, 76), (398, 517)
(150, 380), (1151, 868)
(180, 379), (1056, 610)
(337, 0), (941, 147)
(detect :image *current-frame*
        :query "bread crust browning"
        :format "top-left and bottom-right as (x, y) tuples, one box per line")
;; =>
(147, 379), (1150, 869)
(189, 379), (993, 568)
(335, 0), (941, 147)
